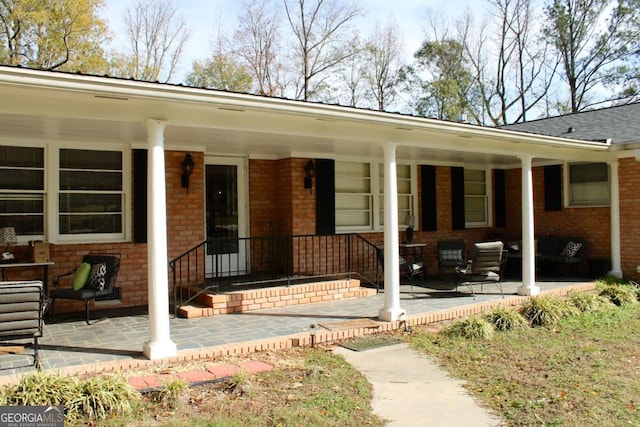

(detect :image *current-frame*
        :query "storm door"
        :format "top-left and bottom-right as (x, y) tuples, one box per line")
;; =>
(205, 157), (247, 277)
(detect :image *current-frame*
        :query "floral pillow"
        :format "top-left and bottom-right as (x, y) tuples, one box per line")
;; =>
(561, 241), (582, 258)
(440, 249), (463, 261)
(88, 262), (107, 291)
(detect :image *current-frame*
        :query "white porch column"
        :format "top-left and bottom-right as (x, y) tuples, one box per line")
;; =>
(517, 154), (540, 296)
(378, 142), (406, 322)
(608, 160), (622, 278)
(143, 119), (177, 360)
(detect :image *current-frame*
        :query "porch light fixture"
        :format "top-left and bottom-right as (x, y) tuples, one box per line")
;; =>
(404, 215), (415, 244)
(181, 153), (196, 192)
(0, 227), (17, 261)
(304, 159), (316, 192)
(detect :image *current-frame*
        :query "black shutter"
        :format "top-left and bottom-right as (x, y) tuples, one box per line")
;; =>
(315, 159), (335, 235)
(421, 165), (437, 231)
(451, 167), (466, 230)
(544, 165), (562, 211)
(133, 149), (148, 243)
(494, 169), (506, 228)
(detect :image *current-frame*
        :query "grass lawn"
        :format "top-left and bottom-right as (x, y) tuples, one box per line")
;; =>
(408, 302), (640, 426)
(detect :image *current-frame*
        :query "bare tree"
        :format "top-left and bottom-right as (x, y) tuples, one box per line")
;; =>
(232, 0), (285, 96)
(464, 0), (557, 124)
(111, 0), (189, 82)
(364, 17), (405, 111)
(283, 0), (363, 101)
(332, 34), (366, 106)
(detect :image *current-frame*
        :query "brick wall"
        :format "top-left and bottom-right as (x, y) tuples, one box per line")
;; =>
(619, 157), (640, 280)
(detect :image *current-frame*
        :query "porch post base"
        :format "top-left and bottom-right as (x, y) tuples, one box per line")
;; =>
(608, 269), (623, 279)
(378, 307), (406, 322)
(517, 284), (540, 296)
(143, 340), (177, 360)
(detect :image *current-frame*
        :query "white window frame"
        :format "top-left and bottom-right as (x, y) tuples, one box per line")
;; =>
(464, 167), (492, 228)
(335, 160), (418, 233)
(564, 162), (610, 208)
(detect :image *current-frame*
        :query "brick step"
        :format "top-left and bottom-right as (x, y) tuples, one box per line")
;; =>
(177, 279), (376, 319)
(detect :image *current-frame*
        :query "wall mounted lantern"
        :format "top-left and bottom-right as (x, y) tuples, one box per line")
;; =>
(304, 159), (316, 192)
(181, 153), (196, 192)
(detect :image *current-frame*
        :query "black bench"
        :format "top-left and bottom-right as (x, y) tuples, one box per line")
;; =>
(0, 280), (46, 369)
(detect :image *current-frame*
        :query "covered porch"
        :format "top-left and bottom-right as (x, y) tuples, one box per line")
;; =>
(0, 278), (595, 381)
(0, 66), (619, 363)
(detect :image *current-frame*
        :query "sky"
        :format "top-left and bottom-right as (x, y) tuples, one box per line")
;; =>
(99, 0), (481, 83)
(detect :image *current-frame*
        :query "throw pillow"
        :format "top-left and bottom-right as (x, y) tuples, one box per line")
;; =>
(71, 262), (92, 290)
(88, 262), (107, 291)
(561, 241), (582, 258)
(440, 249), (463, 261)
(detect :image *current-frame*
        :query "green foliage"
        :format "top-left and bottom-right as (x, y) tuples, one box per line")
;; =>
(151, 378), (189, 408)
(411, 39), (473, 121)
(598, 284), (638, 307)
(444, 316), (494, 340)
(185, 55), (254, 92)
(0, 371), (138, 422)
(484, 306), (528, 331)
(569, 291), (612, 312)
(0, 0), (110, 72)
(520, 295), (578, 327)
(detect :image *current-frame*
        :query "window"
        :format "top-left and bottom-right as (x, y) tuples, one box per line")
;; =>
(336, 162), (372, 229)
(567, 162), (610, 207)
(464, 169), (489, 227)
(58, 149), (124, 238)
(335, 161), (416, 231)
(0, 146), (45, 239)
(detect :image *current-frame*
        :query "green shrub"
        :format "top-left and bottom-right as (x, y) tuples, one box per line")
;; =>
(444, 317), (494, 340)
(520, 295), (578, 327)
(151, 378), (189, 408)
(0, 372), (139, 423)
(599, 285), (638, 307)
(569, 292), (612, 312)
(484, 306), (528, 331)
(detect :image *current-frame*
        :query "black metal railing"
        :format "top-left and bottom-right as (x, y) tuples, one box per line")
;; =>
(169, 233), (381, 317)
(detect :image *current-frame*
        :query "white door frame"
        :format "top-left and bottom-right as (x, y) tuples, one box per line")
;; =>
(204, 156), (248, 277)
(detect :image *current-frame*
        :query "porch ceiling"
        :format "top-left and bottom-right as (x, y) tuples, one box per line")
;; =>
(0, 67), (612, 167)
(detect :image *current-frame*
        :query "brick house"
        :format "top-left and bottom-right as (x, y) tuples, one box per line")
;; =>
(0, 66), (636, 359)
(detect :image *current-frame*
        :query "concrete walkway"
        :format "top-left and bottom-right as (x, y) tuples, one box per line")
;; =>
(334, 344), (503, 427)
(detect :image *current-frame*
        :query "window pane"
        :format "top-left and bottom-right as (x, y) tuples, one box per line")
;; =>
(571, 182), (609, 206)
(336, 194), (370, 210)
(0, 215), (43, 235)
(60, 170), (122, 191)
(0, 169), (45, 190)
(336, 211), (370, 227)
(60, 149), (122, 170)
(0, 147), (45, 235)
(0, 146), (44, 168)
(570, 163), (608, 183)
(59, 194), (122, 213)
(59, 214), (122, 234)
(464, 169), (488, 225)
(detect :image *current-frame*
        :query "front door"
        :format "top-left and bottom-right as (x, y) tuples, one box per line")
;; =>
(205, 157), (247, 277)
